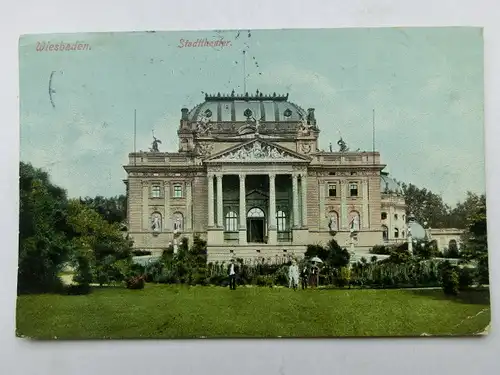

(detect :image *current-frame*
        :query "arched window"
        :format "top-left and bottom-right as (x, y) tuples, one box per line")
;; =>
(394, 227), (399, 238)
(349, 211), (361, 231)
(172, 212), (184, 232)
(328, 211), (339, 231)
(225, 211), (238, 232)
(448, 239), (458, 254)
(276, 210), (287, 231)
(151, 212), (162, 232)
(381, 212), (387, 220)
(382, 225), (388, 241)
(247, 207), (265, 218)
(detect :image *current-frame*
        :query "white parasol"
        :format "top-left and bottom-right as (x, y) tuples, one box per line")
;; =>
(310, 256), (323, 264)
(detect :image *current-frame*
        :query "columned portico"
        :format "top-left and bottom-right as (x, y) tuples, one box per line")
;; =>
(202, 138), (312, 255)
(205, 170), (309, 247)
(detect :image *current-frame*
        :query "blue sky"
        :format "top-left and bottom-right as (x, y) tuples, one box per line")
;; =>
(19, 27), (484, 205)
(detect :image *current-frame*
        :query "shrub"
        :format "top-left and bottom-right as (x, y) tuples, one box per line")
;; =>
(305, 244), (329, 260)
(65, 283), (91, 295)
(132, 250), (152, 256)
(440, 262), (459, 295)
(73, 249), (93, 286)
(370, 245), (390, 255)
(334, 267), (351, 287)
(273, 265), (289, 286)
(385, 247), (412, 264)
(458, 267), (475, 291)
(255, 275), (274, 287)
(126, 275), (145, 289)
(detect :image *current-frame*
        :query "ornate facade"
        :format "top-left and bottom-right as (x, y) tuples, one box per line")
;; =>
(123, 92), (441, 262)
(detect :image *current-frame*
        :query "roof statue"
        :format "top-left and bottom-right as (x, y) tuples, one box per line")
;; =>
(298, 113), (313, 135)
(337, 137), (349, 152)
(195, 108), (213, 136)
(329, 142), (333, 152)
(150, 135), (162, 152)
(251, 115), (263, 136)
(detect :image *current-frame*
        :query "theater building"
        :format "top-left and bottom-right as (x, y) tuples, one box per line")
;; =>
(124, 92), (413, 262)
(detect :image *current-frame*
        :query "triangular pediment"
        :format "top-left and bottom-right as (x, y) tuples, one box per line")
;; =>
(205, 138), (311, 163)
(246, 189), (268, 199)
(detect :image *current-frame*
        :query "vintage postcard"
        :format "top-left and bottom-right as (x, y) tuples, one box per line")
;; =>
(17, 27), (489, 339)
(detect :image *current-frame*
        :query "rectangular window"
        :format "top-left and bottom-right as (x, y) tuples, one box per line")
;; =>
(151, 185), (161, 198)
(328, 183), (337, 197)
(173, 184), (183, 198)
(349, 182), (358, 197)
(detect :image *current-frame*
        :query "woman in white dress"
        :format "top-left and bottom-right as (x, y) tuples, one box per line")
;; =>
(288, 259), (300, 290)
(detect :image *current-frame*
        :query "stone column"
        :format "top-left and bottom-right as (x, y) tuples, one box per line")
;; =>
(341, 181), (347, 229)
(185, 180), (192, 231)
(207, 174), (214, 228)
(216, 174), (223, 228)
(142, 181), (149, 230)
(318, 180), (325, 230)
(301, 173), (308, 227)
(164, 182), (171, 231)
(239, 173), (247, 244)
(362, 179), (369, 229)
(268, 173), (277, 244)
(389, 205), (395, 240)
(292, 174), (299, 228)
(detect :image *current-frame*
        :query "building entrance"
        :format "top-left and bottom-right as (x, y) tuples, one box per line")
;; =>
(247, 207), (266, 243)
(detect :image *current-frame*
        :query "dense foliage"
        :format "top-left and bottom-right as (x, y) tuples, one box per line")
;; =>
(305, 239), (350, 268)
(460, 194), (488, 285)
(18, 162), (135, 294)
(400, 183), (485, 230)
(79, 195), (127, 225)
(18, 163), (72, 293)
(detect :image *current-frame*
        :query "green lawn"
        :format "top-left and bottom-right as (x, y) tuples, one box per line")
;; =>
(16, 285), (491, 339)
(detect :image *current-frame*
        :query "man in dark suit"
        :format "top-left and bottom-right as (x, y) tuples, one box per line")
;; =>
(228, 258), (238, 290)
(300, 265), (309, 289)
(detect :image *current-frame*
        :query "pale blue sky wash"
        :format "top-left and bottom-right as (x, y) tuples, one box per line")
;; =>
(19, 27), (485, 204)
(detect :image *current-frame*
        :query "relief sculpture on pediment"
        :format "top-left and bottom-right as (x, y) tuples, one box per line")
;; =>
(219, 141), (291, 161)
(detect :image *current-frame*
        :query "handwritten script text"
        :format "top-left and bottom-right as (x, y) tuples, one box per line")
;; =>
(36, 41), (91, 52)
(178, 38), (232, 48)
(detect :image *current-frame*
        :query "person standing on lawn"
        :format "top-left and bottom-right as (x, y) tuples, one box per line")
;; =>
(228, 258), (238, 290)
(300, 264), (309, 289)
(288, 259), (299, 290)
(309, 263), (319, 288)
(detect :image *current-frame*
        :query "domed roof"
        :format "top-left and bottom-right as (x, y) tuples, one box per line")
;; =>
(408, 219), (426, 240)
(187, 92), (308, 123)
(381, 172), (402, 194)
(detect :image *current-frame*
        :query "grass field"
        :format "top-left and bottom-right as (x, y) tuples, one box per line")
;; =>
(16, 285), (491, 339)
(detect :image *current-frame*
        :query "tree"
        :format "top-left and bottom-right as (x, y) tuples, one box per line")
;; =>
(447, 192), (484, 229)
(305, 240), (350, 268)
(18, 162), (72, 293)
(461, 194), (488, 284)
(325, 239), (351, 268)
(79, 195), (127, 225)
(305, 244), (329, 261)
(66, 199), (133, 285)
(399, 182), (452, 228)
